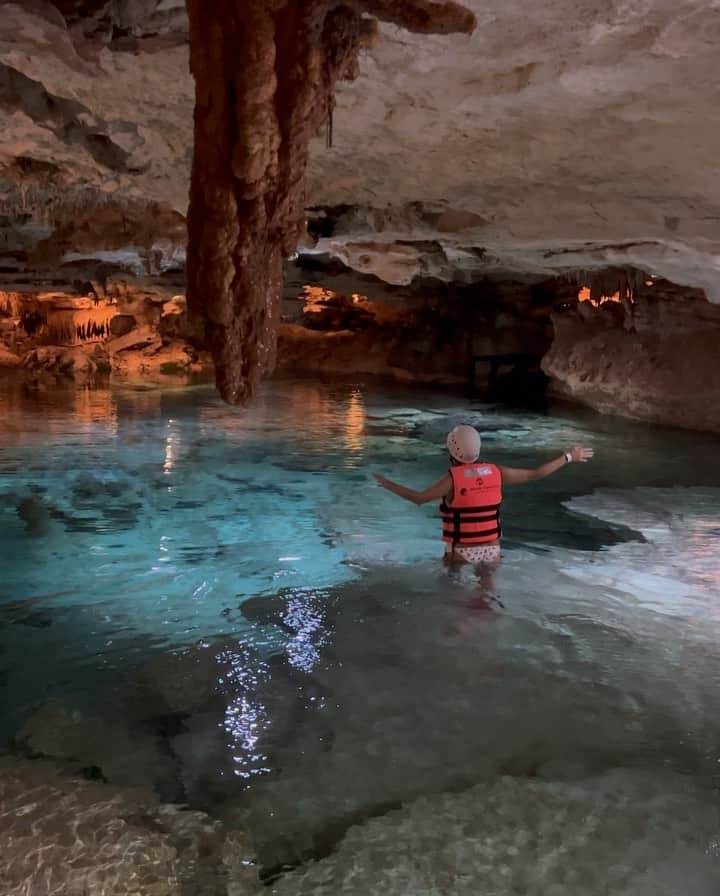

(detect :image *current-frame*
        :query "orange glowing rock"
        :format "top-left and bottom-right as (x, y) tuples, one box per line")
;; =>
(577, 287), (622, 307)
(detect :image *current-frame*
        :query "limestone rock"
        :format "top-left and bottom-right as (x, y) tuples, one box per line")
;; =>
(109, 313), (136, 337)
(0, 285), (211, 385)
(0, 0), (715, 301)
(105, 324), (159, 355)
(15, 494), (52, 536)
(162, 296), (186, 316)
(22, 344), (108, 380)
(277, 323), (464, 385)
(270, 769), (720, 896)
(135, 645), (230, 716)
(276, 279), (551, 395)
(0, 343), (21, 366)
(158, 297), (192, 341)
(170, 712), (233, 806)
(0, 0), (719, 413)
(542, 284), (720, 432)
(0, 762), (259, 896)
(110, 338), (210, 382)
(1, 765), (178, 896)
(15, 701), (175, 791)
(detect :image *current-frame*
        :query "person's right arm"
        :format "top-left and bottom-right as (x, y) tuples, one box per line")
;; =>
(499, 444), (593, 485)
(373, 472), (452, 505)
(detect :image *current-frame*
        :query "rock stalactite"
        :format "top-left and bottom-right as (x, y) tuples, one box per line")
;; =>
(568, 267), (651, 304)
(185, 0), (475, 404)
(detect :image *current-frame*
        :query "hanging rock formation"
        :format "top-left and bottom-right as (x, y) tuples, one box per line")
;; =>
(185, 0), (476, 404)
(0, 2), (719, 428)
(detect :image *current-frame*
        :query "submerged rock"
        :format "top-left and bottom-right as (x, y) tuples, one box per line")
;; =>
(240, 594), (288, 627)
(135, 644), (231, 716)
(271, 769), (720, 896)
(170, 711), (232, 807)
(71, 471), (130, 501)
(15, 495), (52, 537)
(15, 702), (177, 794)
(0, 761), (258, 896)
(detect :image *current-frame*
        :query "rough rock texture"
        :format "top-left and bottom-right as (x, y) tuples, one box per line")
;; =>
(185, 0), (475, 403)
(0, 284), (212, 385)
(0, 269), (554, 395)
(271, 769), (720, 896)
(0, 1), (719, 416)
(543, 280), (720, 432)
(0, 761), (259, 896)
(1, 1), (719, 290)
(134, 643), (231, 716)
(0, 343), (21, 366)
(22, 342), (108, 381)
(15, 701), (177, 791)
(277, 278), (554, 395)
(0, 5), (190, 194)
(308, 0), (720, 297)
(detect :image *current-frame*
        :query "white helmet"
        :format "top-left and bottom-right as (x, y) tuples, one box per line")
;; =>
(446, 424), (481, 463)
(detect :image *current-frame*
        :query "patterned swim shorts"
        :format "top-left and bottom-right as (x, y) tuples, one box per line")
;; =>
(446, 543), (501, 564)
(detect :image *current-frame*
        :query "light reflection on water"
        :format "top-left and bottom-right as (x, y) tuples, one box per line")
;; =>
(218, 643), (272, 781)
(2, 378), (720, 876)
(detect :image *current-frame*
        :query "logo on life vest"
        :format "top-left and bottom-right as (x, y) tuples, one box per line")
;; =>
(463, 466), (492, 477)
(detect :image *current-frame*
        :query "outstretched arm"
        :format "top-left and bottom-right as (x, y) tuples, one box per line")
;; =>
(373, 471), (452, 505)
(499, 444), (593, 485)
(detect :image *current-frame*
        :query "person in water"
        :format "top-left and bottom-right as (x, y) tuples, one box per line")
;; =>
(374, 424), (593, 565)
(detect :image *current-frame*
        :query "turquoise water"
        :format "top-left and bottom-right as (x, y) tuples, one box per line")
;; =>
(2, 378), (720, 885)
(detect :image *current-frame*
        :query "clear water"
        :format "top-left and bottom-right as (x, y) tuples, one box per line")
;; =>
(2, 378), (720, 889)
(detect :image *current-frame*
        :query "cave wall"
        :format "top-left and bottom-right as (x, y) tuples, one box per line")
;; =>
(543, 281), (720, 433)
(277, 275), (554, 401)
(0, 279), (211, 384)
(3, 259), (720, 435)
(0, 267), (556, 400)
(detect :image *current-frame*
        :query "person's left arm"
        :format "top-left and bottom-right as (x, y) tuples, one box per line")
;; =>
(373, 471), (452, 505)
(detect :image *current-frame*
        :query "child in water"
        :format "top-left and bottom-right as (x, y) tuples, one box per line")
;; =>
(374, 424), (593, 566)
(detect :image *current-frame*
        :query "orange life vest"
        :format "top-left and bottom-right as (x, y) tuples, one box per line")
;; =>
(440, 462), (503, 546)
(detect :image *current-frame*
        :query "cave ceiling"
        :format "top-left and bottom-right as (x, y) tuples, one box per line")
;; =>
(0, 0), (718, 297)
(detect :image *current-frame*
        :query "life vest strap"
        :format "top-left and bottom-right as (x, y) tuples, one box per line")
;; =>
(441, 512), (498, 522)
(443, 526), (501, 542)
(440, 501), (501, 514)
(443, 506), (501, 545)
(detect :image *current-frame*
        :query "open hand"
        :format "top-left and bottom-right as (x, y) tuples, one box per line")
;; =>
(568, 444), (594, 463)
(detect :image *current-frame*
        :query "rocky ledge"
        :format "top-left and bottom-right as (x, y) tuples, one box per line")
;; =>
(3, 261), (720, 434)
(0, 759), (258, 896)
(543, 279), (720, 433)
(0, 279), (212, 387)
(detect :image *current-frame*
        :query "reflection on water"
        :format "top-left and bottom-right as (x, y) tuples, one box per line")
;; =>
(219, 643), (273, 782)
(0, 384), (118, 448)
(2, 378), (720, 889)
